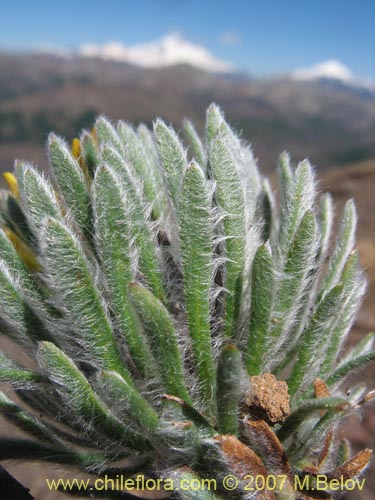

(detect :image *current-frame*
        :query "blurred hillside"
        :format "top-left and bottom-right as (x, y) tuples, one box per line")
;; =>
(0, 52), (374, 173)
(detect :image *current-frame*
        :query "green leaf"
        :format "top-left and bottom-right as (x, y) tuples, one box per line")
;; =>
(238, 146), (261, 224)
(259, 179), (276, 243)
(337, 332), (374, 367)
(178, 161), (215, 410)
(154, 119), (187, 205)
(288, 284), (344, 397)
(288, 411), (339, 461)
(0, 260), (49, 343)
(117, 121), (163, 216)
(319, 193), (334, 262)
(320, 252), (366, 377)
(0, 353), (43, 386)
(101, 146), (166, 303)
(277, 397), (349, 442)
(128, 283), (190, 402)
(94, 116), (124, 156)
(0, 228), (40, 300)
(277, 158), (315, 261)
(336, 439), (351, 466)
(320, 199), (357, 294)
(137, 123), (158, 162)
(92, 165), (156, 379)
(162, 394), (214, 437)
(0, 437), (79, 463)
(183, 119), (207, 170)
(0, 227), (58, 331)
(21, 165), (62, 231)
(48, 134), (91, 235)
(276, 152), (294, 246)
(210, 136), (246, 337)
(245, 243), (274, 375)
(101, 143), (131, 181)
(37, 342), (148, 449)
(2, 194), (36, 249)
(268, 210), (318, 360)
(100, 370), (159, 433)
(216, 344), (242, 435)
(80, 130), (99, 177)
(136, 123), (170, 220)
(40, 218), (130, 381)
(15, 386), (74, 430)
(206, 103), (225, 145)
(0, 437), (103, 468)
(206, 105), (261, 218)
(0, 391), (54, 443)
(326, 350), (375, 387)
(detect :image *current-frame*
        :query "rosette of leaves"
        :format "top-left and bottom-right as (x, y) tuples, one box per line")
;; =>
(0, 105), (374, 499)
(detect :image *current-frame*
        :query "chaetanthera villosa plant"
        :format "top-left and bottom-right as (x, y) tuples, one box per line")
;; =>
(0, 104), (374, 499)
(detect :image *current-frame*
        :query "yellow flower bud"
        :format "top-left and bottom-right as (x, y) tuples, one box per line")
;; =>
(71, 138), (81, 159)
(91, 127), (98, 144)
(4, 229), (41, 271)
(71, 137), (91, 184)
(3, 172), (20, 199)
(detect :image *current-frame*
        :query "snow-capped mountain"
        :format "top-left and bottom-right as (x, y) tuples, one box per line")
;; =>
(292, 60), (354, 81)
(291, 59), (373, 89)
(77, 33), (235, 73)
(33, 38), (372, 90)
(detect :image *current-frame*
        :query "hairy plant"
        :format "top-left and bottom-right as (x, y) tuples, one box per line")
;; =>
(0, 105), (374, 499)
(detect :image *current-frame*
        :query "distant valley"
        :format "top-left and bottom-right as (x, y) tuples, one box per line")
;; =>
(0, 50), (374, 173)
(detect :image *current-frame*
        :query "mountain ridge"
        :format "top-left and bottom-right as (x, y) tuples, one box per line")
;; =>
(29, 34), (373, 90)
(0, 50), (373, 173)
(34, 33), (236, 74)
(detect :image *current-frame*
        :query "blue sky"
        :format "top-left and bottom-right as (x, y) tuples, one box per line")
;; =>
(0, 0), (374, 77)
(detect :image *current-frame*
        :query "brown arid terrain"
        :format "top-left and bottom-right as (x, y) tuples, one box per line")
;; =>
(0, 159), (374, 499)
